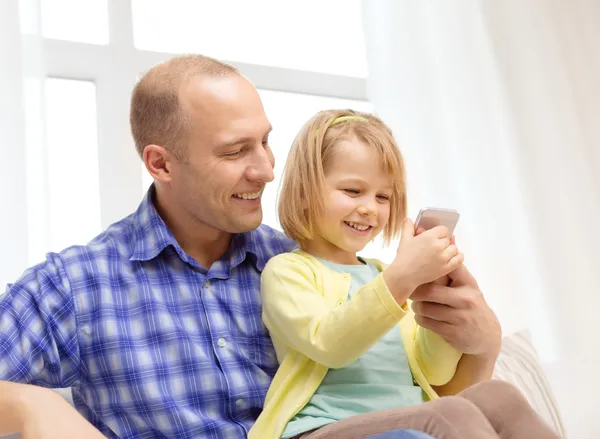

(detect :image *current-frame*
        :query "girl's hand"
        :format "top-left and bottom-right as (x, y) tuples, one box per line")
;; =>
(383, 219), (463, 300)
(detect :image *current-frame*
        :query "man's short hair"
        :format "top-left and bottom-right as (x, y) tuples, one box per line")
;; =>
(130, 54), (239, 160)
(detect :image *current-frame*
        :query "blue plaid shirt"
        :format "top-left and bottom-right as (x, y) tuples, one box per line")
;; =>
(0, 188), (295, 438)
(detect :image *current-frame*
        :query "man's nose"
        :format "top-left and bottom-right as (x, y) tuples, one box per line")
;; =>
(247, 147), (275, 183)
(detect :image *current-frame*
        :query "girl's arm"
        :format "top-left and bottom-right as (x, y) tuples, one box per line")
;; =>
(261, 253), (411, 369)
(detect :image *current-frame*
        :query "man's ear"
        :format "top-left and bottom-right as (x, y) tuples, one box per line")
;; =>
(143, 144), (173, 184)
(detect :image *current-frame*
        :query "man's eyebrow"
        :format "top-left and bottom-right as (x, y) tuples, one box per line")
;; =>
(216, 126), (273, 150)
(217, 137), (254, 149)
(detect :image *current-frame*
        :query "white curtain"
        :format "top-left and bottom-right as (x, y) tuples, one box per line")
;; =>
(362, 1), (600, 437)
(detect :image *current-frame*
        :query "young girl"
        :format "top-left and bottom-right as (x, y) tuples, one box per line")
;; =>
(249, 110), (559, 439)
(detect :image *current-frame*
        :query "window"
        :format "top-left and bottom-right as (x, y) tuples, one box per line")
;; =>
(42, 78), (102, 256)
(131, 0), (368, 77)
(41, 0), (109, 44)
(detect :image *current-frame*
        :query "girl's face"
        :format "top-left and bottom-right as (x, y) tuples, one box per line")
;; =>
(304, 139), (394, 265)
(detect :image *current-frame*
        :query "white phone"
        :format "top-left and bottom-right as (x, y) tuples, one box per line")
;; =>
(414, 207), (460, 237)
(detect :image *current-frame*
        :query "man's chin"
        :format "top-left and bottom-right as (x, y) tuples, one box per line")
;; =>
(228, 213), (263, 234)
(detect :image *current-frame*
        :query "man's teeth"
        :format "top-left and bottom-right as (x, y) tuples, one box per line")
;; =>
(346, 222), (370, 231)
(233, 192), (261, 200)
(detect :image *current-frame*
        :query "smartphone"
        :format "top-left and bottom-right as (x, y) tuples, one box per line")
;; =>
(414, 207), (460, 237)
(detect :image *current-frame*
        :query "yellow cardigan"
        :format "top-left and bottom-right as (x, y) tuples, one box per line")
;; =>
(249, 250), (462, 439)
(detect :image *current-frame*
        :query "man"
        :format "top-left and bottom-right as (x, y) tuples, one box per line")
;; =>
(0, 55), (501, 438)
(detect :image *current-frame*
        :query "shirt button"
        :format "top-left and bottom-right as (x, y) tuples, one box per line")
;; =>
(235, 398), (244, 407)
(217, 337), (227, 348)
(336, 299), (344, 306)
(204, 280), (211, 289)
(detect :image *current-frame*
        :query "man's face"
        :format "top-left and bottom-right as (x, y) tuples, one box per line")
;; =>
(169, 74), (274, 235)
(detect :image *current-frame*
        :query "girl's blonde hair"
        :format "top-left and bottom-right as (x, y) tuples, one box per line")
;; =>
(278, 109), (407, 247)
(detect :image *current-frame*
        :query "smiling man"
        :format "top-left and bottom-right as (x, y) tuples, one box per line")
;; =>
(0, 55), (500, 439)
(0, 55), (296, 438)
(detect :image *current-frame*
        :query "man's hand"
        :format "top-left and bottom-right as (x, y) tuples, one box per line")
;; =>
(1, 382), (105, 439)
(410, 264), (502, 357)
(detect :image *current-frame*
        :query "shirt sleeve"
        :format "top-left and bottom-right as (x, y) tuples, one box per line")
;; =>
(261, 253), (408, 369)
(0, 252), (81, 388)
(413, 323), (462, 386)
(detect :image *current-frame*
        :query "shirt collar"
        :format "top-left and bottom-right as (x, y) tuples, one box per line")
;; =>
(129, 186), (284, 272)
(129, 186), (191, 264)
(229, 229), (268, 272)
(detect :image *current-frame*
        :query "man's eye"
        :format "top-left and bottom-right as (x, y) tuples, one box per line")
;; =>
(223, 150), (242, 157)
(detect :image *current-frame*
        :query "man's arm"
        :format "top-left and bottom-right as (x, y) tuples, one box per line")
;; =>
(0, 381), (26, 435)
(0, 381), (105, 438)
(0, 381), (64, 436)
(0, 254), (86, 436)
(432, 351), (498, 396)
(411, 264), (502, 395)
(0, 254), (81, 387)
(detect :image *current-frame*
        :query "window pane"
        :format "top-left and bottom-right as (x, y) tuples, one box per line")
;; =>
(45, 78), (102, 252)
(258, 89), (373, 231)
(132, 0), (368, 77)
(41, 0), (108, 44)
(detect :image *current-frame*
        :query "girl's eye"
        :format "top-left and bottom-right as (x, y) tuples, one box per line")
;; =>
(377, 194), (390, 200)
(344, 189), (360, 195)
